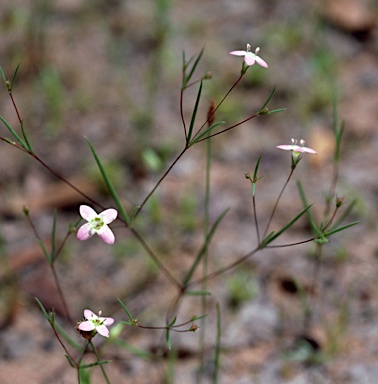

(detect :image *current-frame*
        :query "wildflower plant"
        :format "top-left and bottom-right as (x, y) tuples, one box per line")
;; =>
(0, 39), (358, 384)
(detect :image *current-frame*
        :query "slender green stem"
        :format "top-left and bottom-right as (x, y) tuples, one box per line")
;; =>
(192, 73), (244, 141)
(90, 341), (111, 384)
(26, 213), (73, 322)
(130, 227), (182, 289)
(213, 302), (221, 384)
(136, 146), (187, 217)
(263, 167), (295, 239)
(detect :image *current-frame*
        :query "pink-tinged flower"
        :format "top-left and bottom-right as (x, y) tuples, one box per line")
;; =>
(229, 44), (268, 68)
(77, 309), (114, 338)
(77, 205), (117, 244)
(276, 139), (317, 155)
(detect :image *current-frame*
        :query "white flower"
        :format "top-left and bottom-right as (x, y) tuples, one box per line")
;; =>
(77, 205), (117, 244)
(77, 309), (114, 338)
(276, 138), (317, 155)
(229, 44), (268, 68)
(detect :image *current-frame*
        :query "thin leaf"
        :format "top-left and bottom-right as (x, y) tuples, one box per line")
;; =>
(117, 298), (134, 323)
(35, 297), (51, 321)
(20, 119), (33, 152)
(253, 154), (262, 180)
(191, 314), (208, 321)
(51, 210), (57, 261)
(55, 321), (84, 351)
(0, 67), (6, 83)
(332, 199), (358, 229)
(0, 116), (28, 148)
(297, 181), (315, 227)
(266, 108), (286, 115)
(81, 360), (112, 369)
(11, 63), (21, 89)
(36, 239), (52, 264)
(130, 205), (141, 224)
(257, 86), (276, 114)
(187, 79), (203, 142)
(183, 208), (229, 286)
(64, 354), (76, 368)
(166, 329), (171, 350)
(189, 121), (225, 146)
(324, 221), (359, 237)
(85, 137), (130, 224)
(189, 121), (225, 147)
(168, 316), (177, 327)
(184, 48), (204, 87)
(185, 290), (212, 296)
(213, 302), (221, 384)
(262, 205), (313, 246)
(113, 339), (153, 360)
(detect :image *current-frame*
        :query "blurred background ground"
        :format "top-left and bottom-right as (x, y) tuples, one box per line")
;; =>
(0, 0), (377, 383)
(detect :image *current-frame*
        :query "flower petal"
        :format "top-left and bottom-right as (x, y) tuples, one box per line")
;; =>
(229, 50), (247, 56)
(97, 225), (115, 244)
(302, 147), (317, 154)
(103, 317), (115, 326)
(96, 324), (110, 337)
(99, 208), (118, 224)
(78, 320), (95, 331)
(84, 309), (97, 320)
(77, 223), (95, 241)
(244, 54), (256, 66)
(79, 205), (97, 221)
(276, 145), (295, 151)
(255, 56), (268, 68)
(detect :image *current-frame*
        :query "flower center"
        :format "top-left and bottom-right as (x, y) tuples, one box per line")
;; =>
(90, 216), (104, 230)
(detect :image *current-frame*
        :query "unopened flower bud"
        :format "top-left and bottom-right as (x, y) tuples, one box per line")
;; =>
(336, 196), (344, 207)
(189, 323), (199, 332)
(207, 99), (216, 127)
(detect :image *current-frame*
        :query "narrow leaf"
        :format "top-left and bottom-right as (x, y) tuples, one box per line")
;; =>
(253, 154), (262, 180)
(85, 138), (130, 224)
(35, 297), (51, 321)
(50, 210), (57, 261)
(64, 354), (76, 368)
(117, 298), (134, 323)
(81, 360), (112, 369)
(36, 239), (52, 264)
(0, 67), (6, 83)
(183, 208), (229, 286)
(187, 80), (203, 142)
(262, 205), (313, 245)
(332, 198), (358, 229)
(11, 63), (21, 89)
(184, 48), (204, 87)
(266, 108), (286, 115)
(189, 121), (225, 146)
(0, 116), (28, 148)
(113, 339), (153, 360)
(257, 86), (276, 114)
(166, 329), (171, 350)
(185, 290), (212, 296)
(20, 119), (33, 153)
(324, 221), (359, 237)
